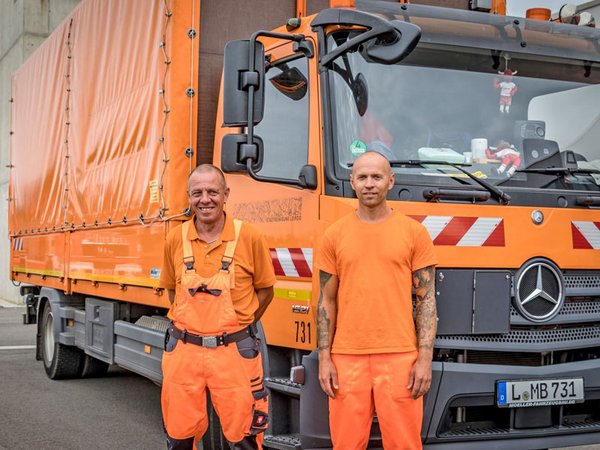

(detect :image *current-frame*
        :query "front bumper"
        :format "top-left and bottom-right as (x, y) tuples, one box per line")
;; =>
(423, 359), (600, 449)
(299, 353), (600, 450)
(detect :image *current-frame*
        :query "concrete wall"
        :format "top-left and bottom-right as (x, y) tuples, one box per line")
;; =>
(0, 0), (81, 303)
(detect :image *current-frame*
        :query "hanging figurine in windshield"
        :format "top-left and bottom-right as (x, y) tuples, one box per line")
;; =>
(494, 69), (518, 114)
(486, 140), (521, 176)
(493, 54), (518, 114)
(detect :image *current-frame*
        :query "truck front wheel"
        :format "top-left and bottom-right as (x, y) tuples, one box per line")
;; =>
(40, 301), (83, 379)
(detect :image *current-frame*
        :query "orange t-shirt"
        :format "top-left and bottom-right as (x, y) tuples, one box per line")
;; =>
(317, 211), (437, 354)
(159, 215), (276, 326)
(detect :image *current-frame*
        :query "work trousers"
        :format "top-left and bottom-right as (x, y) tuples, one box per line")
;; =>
(329, 352), (423, 450)
(161, 336), (266, 449)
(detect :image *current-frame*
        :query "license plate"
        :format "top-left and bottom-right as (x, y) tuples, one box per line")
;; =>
(496, 378), (584, 408)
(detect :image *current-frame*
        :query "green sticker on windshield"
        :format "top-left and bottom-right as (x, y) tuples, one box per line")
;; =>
(350, 140), (367, 157)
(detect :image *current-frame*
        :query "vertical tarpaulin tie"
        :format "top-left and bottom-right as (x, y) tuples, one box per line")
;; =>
(62, 18), (74, 229)
(188, 0), (196, 176)
(158, 0), (173, 220)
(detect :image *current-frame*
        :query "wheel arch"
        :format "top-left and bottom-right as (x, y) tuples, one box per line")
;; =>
(36, 288), (85, 356)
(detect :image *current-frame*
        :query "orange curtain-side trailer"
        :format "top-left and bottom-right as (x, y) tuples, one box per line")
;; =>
(9, 0), (198, 308)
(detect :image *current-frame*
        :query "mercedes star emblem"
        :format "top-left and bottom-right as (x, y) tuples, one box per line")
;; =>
(514, 259), (564, 322)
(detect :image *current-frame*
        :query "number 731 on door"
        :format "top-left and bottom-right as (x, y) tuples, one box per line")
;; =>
(294, 320), (311, 344)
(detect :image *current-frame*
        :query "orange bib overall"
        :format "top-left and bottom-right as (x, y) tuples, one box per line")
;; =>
(161, 220), (268, 449)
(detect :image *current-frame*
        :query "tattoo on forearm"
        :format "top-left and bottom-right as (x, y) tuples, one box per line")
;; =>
(317, 271), (332, 350)
(317, 306), (330, 350)
(414, 266), (437, 352)
(413, 266), (434, 299)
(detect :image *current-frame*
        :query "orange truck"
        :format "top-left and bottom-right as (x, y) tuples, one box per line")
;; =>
(9, 0), (600, 448)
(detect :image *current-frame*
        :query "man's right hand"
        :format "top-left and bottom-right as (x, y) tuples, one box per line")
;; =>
(318, 352), (338, 399)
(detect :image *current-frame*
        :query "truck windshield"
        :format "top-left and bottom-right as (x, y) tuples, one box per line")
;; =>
(327, 33), (600, 193)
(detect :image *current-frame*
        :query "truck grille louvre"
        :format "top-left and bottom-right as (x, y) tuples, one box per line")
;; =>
(437, 326), (600, 347)
(441, 426), (508, 437)
(440, 420), (600, 438)
(511, 301), (600, 317)
(461, 351), (543, 366)
(565, 274), (600, 290)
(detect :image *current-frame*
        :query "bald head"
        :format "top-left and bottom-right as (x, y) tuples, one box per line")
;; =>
(352, 151), (392, 177)
(350, 150), (394, 210)
(188, 164), (227, 192)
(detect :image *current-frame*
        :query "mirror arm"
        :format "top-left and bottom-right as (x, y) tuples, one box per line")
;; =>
(246, 31), (306, 140)
(242, 31), (307, 184)
(246, 159), (304, 187)
(319, 26), (391, 68)
(236, 31), (316, 190)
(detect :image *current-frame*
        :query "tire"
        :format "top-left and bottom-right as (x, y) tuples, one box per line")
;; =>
(201, 391), (227, 450)
(40, 301), (83, 379)
(79, 354), (109, 378)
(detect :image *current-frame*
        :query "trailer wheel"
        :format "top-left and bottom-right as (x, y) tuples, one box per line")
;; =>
(80, 354), (109, 378)
(202, 391), (227, 450)
(41, 301), (83, 379)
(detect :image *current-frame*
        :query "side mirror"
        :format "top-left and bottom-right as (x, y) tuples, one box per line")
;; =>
(221, 134), (264, 173)
(352, 73), (368, 116)
(298, 165), (318, 189)
(313, 9), (422, 67)
(269, 66), (308, 101)
(223, 40), (265, 127)
(364, 20), (421, 64)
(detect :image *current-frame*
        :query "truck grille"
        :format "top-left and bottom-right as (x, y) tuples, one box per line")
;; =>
(435, 269), (600, 357)
(457, 351), (544, 366)
(436, 325), (600, 349)
(565, 273), (600, 290)
(511, 301), (600, 318)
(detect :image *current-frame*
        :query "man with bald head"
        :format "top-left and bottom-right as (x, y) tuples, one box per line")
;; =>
(160, 164), (275, 449)
(317, 151), (438, 449)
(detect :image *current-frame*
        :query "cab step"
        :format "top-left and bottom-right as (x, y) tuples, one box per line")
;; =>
(264, 433), (301, 450)
(265, 376), (301, 397)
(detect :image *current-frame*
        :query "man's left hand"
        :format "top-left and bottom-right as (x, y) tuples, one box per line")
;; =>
(407, 354), (432, 399)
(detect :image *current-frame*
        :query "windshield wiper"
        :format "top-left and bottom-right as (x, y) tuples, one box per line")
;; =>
(388, 160), (511, 205)
(516, 167), (600, 175)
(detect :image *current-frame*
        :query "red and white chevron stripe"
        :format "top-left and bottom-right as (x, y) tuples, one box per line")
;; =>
(12, 237), (23, 251)
(270, 248), (313, 278)
(409, 215), (505, 247)
(572, 221), (600, 249)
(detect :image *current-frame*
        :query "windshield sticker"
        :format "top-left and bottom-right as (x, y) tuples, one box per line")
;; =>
(350, 140), (367, 157)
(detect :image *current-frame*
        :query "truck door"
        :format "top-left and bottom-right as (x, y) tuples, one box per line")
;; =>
(222, 40), (320, 350)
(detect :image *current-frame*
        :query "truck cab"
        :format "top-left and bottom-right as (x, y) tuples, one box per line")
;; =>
(218, 2), (600, 448)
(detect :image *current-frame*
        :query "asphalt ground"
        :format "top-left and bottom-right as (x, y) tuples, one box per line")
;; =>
(0, 300), (598, 450)
(0, 303), (165, 450)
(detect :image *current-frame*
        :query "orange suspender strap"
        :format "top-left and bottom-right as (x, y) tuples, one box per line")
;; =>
(181, 219), (243, 271)
(222, 219), (243, 271)
(181, 220), (195, 270)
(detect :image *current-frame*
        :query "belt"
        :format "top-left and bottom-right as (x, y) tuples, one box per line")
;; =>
(168, 323), (253, 348)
